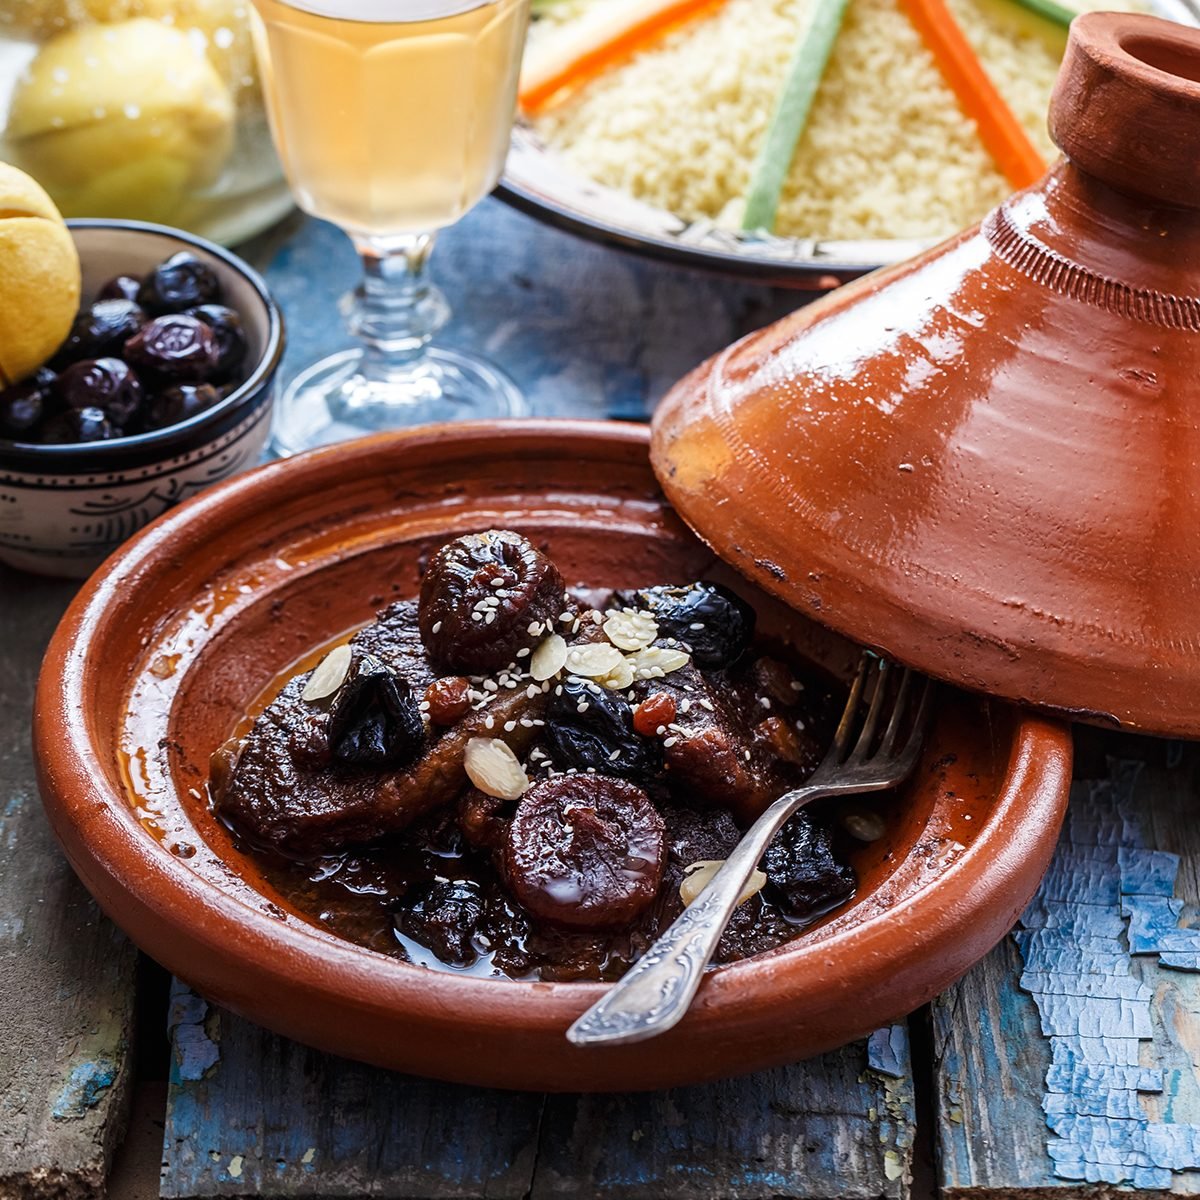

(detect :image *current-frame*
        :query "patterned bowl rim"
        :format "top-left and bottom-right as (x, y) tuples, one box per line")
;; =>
(0, 218), (286, 472)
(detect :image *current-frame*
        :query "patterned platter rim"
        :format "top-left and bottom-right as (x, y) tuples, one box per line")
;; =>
(497, 0), (1196, 289)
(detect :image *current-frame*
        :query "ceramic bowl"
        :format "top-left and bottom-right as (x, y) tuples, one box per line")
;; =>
(34, 422), (1072, 1091)
(0, 219), (284, 578)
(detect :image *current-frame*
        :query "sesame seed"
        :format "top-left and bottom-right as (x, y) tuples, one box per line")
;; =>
(577, 702), (590, 713)
(526, 685), (540, 698)
(490, 578), (505, 587)
(504, 680), (518, 689)
(471, 612), (482, 622)
(795, 718), (807, 731)
(484, 715), (495, 729)
(554, 685), (563, 696)
(656, 725), (666, 735)
(663, 737), (679, 748)
(689, 622), (705, 631)
(527, 621), (542, 636)
(520, 718), (533, 728)
(484, 679), (499, 692)
(608, 750), (621, 761)
(485, 612), (496, 625)
(532, 719), (545, 727)
(680, 699), (692, 713)
(504, 720), (517, 732)
(744, 750), (752, 761)
(759, 697), (771, 708)
(516, 648), (531, 657)
(699, 699), (716, 712)
(586, 767), (596, 774)
(431, 621), (442, 634)
(419, 701), (430, 711)
(790, 681), (804, 691)
(559, 611), (573, 622)
(591, 611), (603, 625)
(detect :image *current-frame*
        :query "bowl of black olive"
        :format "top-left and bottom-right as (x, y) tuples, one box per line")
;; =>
(0, 219), (284, 577)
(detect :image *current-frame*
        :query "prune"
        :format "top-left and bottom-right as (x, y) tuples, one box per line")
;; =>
(624, 581), (755, 667)
(97, 274), (142, 302)
(55, 358), (144, 427)
(124, 315), (219, 383)
(544, 677), (660, 779)
(328, 650), (425, 768)
(394, 879), (485, 966)
(763, 814), (855, 919)
(504, 776), (666, 928)
(144, 383), (221, 430)
(60, 299), (147, 362)
(418, 529), (564, 673)
(41, 406), (115, 444)
(139, 252), (222, 314)
(0, 368), (55, 438)
(185, 304), (246, 383)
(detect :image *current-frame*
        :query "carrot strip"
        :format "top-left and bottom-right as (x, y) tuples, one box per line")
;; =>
(519, 0), (728, 116)
(897, 0), (1046, 189)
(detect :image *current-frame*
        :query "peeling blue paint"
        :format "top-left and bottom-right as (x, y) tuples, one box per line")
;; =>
(53, 1058), (117, 1120)
(867, 1025), (909, 1079)
(1014, 760), (1200, 1189)
(167, 978), (220, 1082)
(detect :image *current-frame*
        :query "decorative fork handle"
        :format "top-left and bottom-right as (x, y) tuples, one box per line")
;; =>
(567, 781), (842, 1046)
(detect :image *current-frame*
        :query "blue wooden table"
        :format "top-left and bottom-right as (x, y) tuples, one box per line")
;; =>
(4, 198), (1200, 1199)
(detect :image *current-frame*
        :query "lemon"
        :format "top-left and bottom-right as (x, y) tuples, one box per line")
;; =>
(6, 19), (235, 218)
(0, 162), (81, 387)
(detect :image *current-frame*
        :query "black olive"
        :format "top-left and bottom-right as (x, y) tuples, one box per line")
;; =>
(185, 304), (246, 383)
(40, 406), (116, 444)
(327, 651), (425, 768)
(543, 677), (660, 779)
(0, 368), (56, 438)
(124, 314), (220, 383)
(624, 581), (756, 667)
(96, 274), (142, 302)
(138, 252), (222, 314)
(394, 879), (485, 966)
(144, 383), (222, 430)
(59, 299), (147, 362)
(763, 814), (855, 919)
(54, 358), (144, 427)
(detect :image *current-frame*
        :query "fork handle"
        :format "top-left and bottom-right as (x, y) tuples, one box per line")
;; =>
(566, 781), (840, 1047)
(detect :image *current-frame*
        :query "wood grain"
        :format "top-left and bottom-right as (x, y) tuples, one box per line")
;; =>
(934, 747), (1200, 1197)
(0, 572), (137, 1200)
(161, 986), (914, 1200)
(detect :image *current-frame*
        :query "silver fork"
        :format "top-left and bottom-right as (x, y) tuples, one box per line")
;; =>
(567, 655), (934, 1047)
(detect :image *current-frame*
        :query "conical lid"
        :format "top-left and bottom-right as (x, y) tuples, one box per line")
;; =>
(651, 12), (1200, 737)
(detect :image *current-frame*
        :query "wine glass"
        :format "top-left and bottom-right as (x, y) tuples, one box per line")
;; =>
(248, 0), (532, 455)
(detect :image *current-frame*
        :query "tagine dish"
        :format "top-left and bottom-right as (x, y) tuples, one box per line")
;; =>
(211, 529), (872, 982)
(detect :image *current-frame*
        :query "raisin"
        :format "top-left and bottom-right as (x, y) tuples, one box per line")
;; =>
(327, 650), (425, 768)
(763, 814), (855, 918)
(125, 315), (220, 383)
(418, 530), (564, 672)
(545, 677), (660, 779)
(633, 692), (676, 737)
(624, 581), (755, 667)
(55, 358), (144, 428)
(424, 676), (471, 725)
(755, 716), (821, 773)
(504, 776), (666, 928)
(394, 879), (485, 966)
(139, 252), (222, 314)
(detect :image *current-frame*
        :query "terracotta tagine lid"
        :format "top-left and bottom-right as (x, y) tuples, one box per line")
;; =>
(651, 12), (1200, 738)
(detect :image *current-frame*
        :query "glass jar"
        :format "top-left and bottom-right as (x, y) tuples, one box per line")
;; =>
(0, 0), (293, 244)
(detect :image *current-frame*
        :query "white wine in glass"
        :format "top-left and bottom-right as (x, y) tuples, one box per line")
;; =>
(250, 0), (532, 454)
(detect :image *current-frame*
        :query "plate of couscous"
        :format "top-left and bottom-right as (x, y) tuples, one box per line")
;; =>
(498, 0), (1196, 286)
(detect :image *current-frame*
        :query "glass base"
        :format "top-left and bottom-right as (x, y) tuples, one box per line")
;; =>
(270, 347), (527, 456)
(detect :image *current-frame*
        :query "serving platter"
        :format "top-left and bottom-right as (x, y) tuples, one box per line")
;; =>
(499, 0), (1197, 288)
(35, 421), (1072, 1090)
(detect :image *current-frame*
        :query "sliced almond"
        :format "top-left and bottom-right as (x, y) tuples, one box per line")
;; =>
(464, 737), (529, 800)
(598, 656), (635, 691)
(564, 642), (625, 679)
(680, 859), (767, 907)
(629, 645), (690, 681)
(841, 810), (887, 842)
(301, 643), (352, 703)
(603, 609), (659, 652)
(529, 632), (568, 681)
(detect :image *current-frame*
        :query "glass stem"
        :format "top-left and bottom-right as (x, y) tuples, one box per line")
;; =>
(347, 233), (452, 385)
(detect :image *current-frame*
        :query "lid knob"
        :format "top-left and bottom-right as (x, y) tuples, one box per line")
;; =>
(1050, 12), (1200, 207)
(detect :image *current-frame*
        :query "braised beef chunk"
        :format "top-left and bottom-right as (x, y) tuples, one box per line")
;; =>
(635, 660), (787, 822)
(764, 814), (856, 918)
(212, 601), (543, 858)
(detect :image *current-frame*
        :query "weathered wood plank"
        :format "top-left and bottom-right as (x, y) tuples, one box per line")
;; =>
(533, 1033), (915, 1200)
(0, 572), (138, 1199)
(934, 746), (1200, 1197)
(160, 985), (545, 1200)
